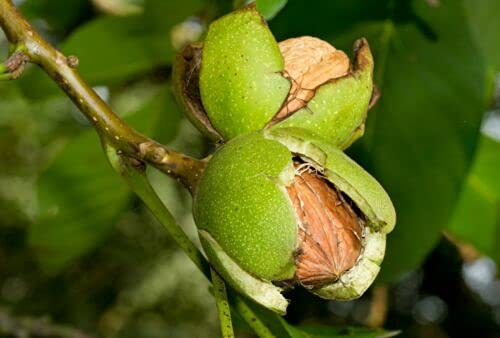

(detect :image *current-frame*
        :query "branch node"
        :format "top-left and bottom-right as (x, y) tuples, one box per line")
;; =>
(67, 55), (79, 68)
(2, 50), (29, 79)
(139, 141), (166, 163)
(129, 157), (146, 171)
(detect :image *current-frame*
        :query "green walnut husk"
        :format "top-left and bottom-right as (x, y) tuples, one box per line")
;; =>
(193, 131), (395, 314)
(173, 5), (375, 147)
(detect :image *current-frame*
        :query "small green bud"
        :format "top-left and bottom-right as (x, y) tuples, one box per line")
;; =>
(193, 131), (395, 314)
(173, 6), (376, 147)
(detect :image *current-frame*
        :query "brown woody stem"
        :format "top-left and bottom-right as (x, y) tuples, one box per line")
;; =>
(0, 0), (206, 192)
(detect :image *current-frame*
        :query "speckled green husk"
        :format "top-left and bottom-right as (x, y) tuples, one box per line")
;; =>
(199, 6), (291, 139)
(193, 131), (396, 313)
(194, 133), (297, 281)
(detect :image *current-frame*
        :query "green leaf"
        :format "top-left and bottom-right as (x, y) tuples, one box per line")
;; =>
(29, 89), (179, 273)
(61, 16), (171, 85)
(284, 324), (399, 338)
(18, 0), (206, 100)
(269, 0), (390, 39)
(463, 0), (500, 72)
(29, 130), (130, 273)
(235, 298), (398, 338)
(273, 0), (486, 281)
(61, 0), (203, 83)
(448, 135), (500, 262)
(354, 0), (486, 281)
(64, 0), (206, 85)
(233, 0), (287, 21)
(256, 0), (288, 20)
(20, 0), (92, 34)
(92, 0), (145, 16)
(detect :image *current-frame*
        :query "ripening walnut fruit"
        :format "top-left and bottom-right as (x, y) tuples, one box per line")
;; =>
(173, 5), (375, 148)
(275, 36), (350, 119)
(193, 130), (395, 314)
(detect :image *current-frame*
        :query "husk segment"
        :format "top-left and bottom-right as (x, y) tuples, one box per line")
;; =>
(193, 133), (298, 281)
(311, 228), (386, 300)
(172, 43), (223, 142)
(270, 38), (375, 149)
(200, 230), (289, 314)
(199, 5), (291, 139)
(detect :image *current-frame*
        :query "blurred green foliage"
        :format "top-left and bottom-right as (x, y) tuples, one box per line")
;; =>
(29, 88), (176, 273)
(1, 0), (500, 337)
(449, 133), (500, 263)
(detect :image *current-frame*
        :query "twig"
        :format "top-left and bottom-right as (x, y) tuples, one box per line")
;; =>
(232, 297), (277, 338)
(106, 149), (210, 276)
(0, 0), (205, 192)
(365, 284), (389, 328)
(443, 231), (481, 262)
(0, 308), (94, 338)
(211, 268), (235, 338)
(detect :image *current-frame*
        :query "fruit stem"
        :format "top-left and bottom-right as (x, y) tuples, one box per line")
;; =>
(211, 268), (235, 338)
(0, 0), (205, 192)
(232, 297), (277, 338)
(106, 149), (211, 276)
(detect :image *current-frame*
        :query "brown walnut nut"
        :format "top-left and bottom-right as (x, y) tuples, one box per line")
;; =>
(287, 163), (364, 287)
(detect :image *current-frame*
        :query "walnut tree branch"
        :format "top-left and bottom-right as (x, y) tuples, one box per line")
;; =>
(0, 0), (206, 192)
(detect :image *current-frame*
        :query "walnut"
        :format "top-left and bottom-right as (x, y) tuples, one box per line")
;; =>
(287, 164), (363, 287)
(276, 37), (350, 119)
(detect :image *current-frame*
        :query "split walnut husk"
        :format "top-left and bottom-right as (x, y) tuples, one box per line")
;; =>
(288, 164), (364, 287)
(173, 5), (376, 146)
(274, 36), (350, 120)
(194, 130), (395, 314)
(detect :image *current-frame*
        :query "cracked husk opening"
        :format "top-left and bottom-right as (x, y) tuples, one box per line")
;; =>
(287, 161), (364, 287)
(274, 37), (350, 121)
(174, 43), (222, 141)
